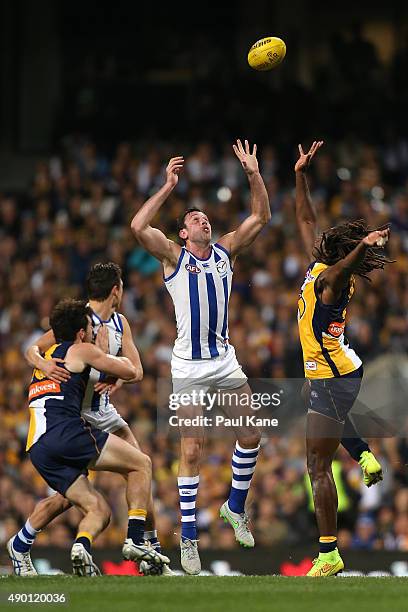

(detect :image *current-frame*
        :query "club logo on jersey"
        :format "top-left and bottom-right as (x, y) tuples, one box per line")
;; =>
(29, 380), (61, 400)
(114, 332), (122, 350)
(185, 263), (201, 274)
(327, 321), (345, 337)
(300, 268), (315, 292)
(305, 361), (317, 371)
(216, 260), (227, 278)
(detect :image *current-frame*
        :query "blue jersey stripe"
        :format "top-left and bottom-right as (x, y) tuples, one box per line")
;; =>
(214, 249), (228, 341)
(112, 314), (121, 333)
(220, 276), (228, 340)
(205, 272), (219, 358)
(188, 255), (201, 359)
(91, 372), (106, 411)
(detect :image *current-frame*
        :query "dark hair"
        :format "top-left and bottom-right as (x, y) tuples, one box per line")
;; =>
(176, 208), (203, 245)
(313, 219), (392, 280)
(50, 299), (90, 342)
(86, 262), (122, 301)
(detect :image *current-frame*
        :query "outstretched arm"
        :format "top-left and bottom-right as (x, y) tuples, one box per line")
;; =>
(318, 229), (390, 304)
(294, 141), (324, 261)
(131, 157), (183, 265)
(217, 139), (270, 261)
(69, 343), (137, 381)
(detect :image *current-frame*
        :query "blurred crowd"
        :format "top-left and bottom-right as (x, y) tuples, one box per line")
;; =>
(1, 133), (408, 553)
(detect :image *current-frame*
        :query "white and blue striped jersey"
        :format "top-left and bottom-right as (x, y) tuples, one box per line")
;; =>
(82, 310), (123, 413)
(164, 244), (233, 360)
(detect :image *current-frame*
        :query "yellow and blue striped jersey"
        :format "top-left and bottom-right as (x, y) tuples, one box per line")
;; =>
(26, 342), (90, 450)
(297, 262), (362, 379)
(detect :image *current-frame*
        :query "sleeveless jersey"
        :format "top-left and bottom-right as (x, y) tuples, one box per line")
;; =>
(297, 261), (362, 379)
(164, 244), (233, 360)
(26, 342), (90, 450)
(82, 310), (123, 413)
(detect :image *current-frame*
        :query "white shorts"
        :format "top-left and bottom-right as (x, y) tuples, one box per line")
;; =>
(171, 344), (247, 395)
(82, 404), (127, 434)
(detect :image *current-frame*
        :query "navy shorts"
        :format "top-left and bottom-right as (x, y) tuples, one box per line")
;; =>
(29, 418), (108, 495)
(309, 366), (364, 423)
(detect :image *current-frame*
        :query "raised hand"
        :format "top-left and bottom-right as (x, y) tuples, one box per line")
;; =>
(295, 141), (324, 173)
(363, 228), (390, 247)
(233, 139), (259, 175)
(166, 156), (184, 188)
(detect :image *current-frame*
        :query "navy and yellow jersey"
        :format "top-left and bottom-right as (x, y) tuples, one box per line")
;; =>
(26, 342), (90, 450)
(297, 261), (362, 379)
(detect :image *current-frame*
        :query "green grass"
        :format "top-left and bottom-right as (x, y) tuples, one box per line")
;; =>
(0, 576), (407, 612)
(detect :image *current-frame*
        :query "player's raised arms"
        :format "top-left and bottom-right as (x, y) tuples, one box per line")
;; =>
(217, 140), (271, 262)
(131, 157), (184, 266)
(294, 140), (324, 261)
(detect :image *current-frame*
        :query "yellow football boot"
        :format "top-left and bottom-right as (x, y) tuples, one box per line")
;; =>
(359, 451), (383, 487)
(306, 549), (344, 577)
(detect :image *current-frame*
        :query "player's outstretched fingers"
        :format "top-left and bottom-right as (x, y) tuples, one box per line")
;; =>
(236, 139), (245, 155)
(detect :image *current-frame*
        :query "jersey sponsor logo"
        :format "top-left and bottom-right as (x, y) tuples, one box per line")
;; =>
(327, 321), (345, 337)
(216, 260), (227, 278)
(29, 380), (61, 399)
(185, 263), (201, 274)
(305, 361), (317, 371)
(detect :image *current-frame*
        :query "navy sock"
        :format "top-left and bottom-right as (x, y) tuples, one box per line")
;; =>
(178, 476), (199, 541)
(341, 417), (369, 462)
(13, 520), (40, 553)
(128, 510), (147, 545)
(75, 532), (92, 554)
(144, 530), (161, 552)
(228, 443), (259, 514)
(319, 537), (337, 554)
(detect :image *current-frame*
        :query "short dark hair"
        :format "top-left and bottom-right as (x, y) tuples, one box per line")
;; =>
(50, 299), (90, 342)
(86, 262), (122, 301)
(176, 207), (203, 245)
(313, 219), (392, 279)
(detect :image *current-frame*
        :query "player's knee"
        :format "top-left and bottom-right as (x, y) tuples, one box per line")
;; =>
(182, 440), (202, 466)
(136, 452), (152, 477)
(238, 430), (261, 449)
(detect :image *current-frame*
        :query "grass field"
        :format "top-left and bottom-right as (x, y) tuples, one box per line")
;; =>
(0, 576), (407, 612)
